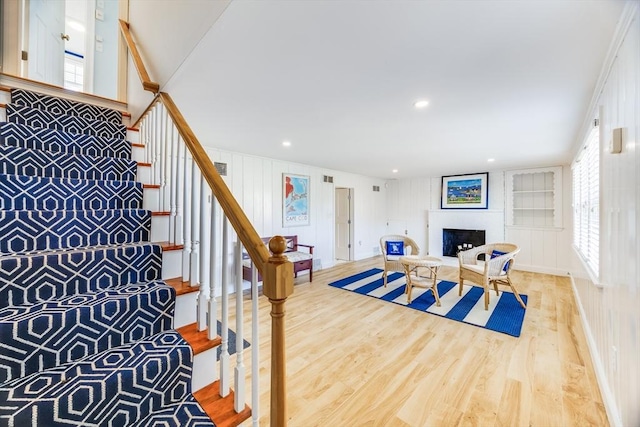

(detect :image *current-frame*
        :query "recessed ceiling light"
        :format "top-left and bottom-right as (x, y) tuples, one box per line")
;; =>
(392, 169), (398, 173)
(414, 100), (429, 109)
(282, 141), (291, 147)
(487, 158), (495, 162)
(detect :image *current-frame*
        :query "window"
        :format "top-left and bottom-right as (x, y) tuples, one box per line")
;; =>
(572, 122), (599, 277)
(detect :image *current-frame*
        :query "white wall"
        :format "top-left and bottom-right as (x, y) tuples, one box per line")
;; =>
(205, 148), (387, 271)
(569, 5), (639, 427)
(126, 0), (230, 119)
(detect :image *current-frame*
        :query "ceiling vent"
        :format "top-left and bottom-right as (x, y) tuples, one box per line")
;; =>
(214, 162), (227, 176)
(323, 175), (334, 183)
(373, 185), (380, 192)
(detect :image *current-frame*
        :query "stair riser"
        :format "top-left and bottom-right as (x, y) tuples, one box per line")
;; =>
(0, 122), (132, 159)
(0, 174), (143, 211)
(175, 291), (198, 329)
(0, 243), (163, 307)
(0, 210), (151, 253)
(0, 145), (137, 181)
(0, 331), (195, 425)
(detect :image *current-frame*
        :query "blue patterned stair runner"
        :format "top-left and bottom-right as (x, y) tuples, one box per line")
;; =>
(0, 281), (175, 382)
(0, 209), (151, 253)
(0, 90), (215, 425)
(0, 122), (132, 159)
(0, 174), (142, 210)
(10, 88), (123, 124)
(6, 103), (127, 139)
(0, 331), (211, 426)
(0, 242), (163, 306)
(0, 144), (137, 181)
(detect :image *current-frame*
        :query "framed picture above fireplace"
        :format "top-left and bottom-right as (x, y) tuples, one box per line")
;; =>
(441, 172), (489, 209)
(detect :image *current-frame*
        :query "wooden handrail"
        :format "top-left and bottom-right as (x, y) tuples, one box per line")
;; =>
(118, 19), (160, 94)
(159, 93), (270, 269)
(121, 19), (293, 425)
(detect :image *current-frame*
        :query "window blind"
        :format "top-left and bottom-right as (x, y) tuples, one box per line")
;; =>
(572, 124), (599, 277)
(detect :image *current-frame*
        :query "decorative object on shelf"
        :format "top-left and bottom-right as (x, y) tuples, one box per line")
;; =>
(441, 172), (489, 209)
(283, 173), (310, 226)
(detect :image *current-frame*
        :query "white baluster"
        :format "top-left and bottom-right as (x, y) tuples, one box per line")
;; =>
(219, 217), (230, 397)
(234, 241), (246, 412)
(197, 175), (209, 331)
(190, 160), (200, 287)
(162, 111), (171, 215)
(174, 135), (183, 245)
(182, 151), (192, 282)
(168, 124), (178, 244)
(154, 105), (162, 193)
(251, 262), (260, 426)
(208, 196), (219, 342)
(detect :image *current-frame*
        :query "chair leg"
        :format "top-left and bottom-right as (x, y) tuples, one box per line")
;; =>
(483, 279), (490, 310)
(383, 271), (388, 287)
(493, 280), (500, 296)
(507, 277), (526, 308)
(459, 277), (464, 296)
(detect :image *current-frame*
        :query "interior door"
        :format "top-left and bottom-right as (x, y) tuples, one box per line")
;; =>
(28, 0), (65, 86)
(335, 188), (352, 261)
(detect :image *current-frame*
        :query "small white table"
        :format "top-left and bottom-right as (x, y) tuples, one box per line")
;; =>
(399, 255), (443, 305)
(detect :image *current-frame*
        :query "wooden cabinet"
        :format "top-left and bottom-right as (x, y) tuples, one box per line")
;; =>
(506, 167), (562, 228)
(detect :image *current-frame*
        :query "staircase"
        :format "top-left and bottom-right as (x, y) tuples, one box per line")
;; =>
(0, 88), (248, 426)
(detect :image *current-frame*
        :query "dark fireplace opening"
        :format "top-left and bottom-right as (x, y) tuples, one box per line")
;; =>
(442, 228), (486, 257)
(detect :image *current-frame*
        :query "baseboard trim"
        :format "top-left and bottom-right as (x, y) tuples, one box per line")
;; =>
(568, 274), (622, 427)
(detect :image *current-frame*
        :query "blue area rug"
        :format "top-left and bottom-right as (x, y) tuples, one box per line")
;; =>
(329, 268), (528, 337)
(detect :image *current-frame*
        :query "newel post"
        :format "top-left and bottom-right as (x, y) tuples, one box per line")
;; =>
(262, 236), (294, 427)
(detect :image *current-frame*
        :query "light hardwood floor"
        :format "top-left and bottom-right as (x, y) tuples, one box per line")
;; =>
(236, 256), (607, 426)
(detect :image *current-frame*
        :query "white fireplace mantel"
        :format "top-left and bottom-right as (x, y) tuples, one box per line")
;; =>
(428, 209), (505, 258)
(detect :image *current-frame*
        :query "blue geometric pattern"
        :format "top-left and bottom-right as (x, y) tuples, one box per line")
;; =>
(0, 122), (132, 159)
(0, 281), (175, 382)
(133, 395), (215, 427)
(0, 331), (199, 426)
(0, 243), (162, 306)
(0, 145), (137, 181)
(10, 89), (123, 124)
(0, 90), (216, 425)
(0, 174), (142, 211)
(0, 209), (151, 253)
(6, 103), (127, 139)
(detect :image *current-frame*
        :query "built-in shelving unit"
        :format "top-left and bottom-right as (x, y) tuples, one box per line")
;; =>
(506, 166), (562, 228)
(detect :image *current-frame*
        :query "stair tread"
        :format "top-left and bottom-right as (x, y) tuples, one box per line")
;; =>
(177, 322), (221, 355)
(165, 277), (200, 295)
(194, 381), (252, 427)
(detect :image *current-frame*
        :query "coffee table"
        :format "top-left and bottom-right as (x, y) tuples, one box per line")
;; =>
(399, 255), (443, 305)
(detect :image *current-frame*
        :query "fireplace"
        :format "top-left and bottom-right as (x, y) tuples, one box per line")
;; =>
(442, 228), (486, 257)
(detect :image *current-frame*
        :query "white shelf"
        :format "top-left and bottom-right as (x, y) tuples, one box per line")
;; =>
(506, 167), (562, 228)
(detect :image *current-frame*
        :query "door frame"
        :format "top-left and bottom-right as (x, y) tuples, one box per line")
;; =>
(335, 187), (355, 261)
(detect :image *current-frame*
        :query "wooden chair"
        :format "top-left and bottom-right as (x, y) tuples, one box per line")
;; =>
(458, 243), (526, 310)
(379, 235), (420, 287)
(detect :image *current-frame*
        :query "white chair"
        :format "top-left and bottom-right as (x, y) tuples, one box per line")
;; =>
(458, 243), (526, 310)
(380, 235), (420, 287)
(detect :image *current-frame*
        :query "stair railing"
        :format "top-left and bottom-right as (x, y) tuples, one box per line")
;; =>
(120, 20), (293, 426)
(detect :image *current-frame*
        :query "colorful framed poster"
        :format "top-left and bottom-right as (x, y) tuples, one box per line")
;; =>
(283, 173), (310, 226)
(441, 172), (489, 209)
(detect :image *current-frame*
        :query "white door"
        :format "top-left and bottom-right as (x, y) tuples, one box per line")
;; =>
(28, 0), (65, 86)
(335, 188), (352, 261)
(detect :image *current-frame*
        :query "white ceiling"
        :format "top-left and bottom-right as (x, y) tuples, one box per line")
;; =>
(170, 0), (626, 179)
